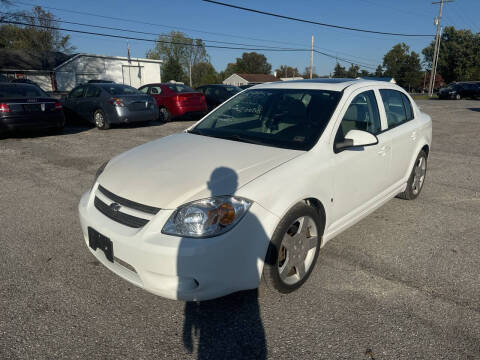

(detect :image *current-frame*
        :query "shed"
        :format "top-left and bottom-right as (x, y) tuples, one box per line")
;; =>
(223, 73), (280, 86)
(55, 54), (162, 91)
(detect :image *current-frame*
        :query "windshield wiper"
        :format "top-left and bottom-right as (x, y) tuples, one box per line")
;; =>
(219, 134), (267, 146)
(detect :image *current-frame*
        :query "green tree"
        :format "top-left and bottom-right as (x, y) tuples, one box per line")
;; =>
(374, 65), (384, 77)
(301, 67), (318, 79)
(192, 62), (219, 87)
(332, 63), (347, 78)
(233, 52), (272, 74)
(422, 26), (480, 83)
(146, 31), (208, 86)
(383, 43), (422, 90)
(346, 64), (360, 78)
(162, 58), (185, 83)
(275, 65), (300, 78)
(0, 6), (74, 53)
(359, 70), (371, 77)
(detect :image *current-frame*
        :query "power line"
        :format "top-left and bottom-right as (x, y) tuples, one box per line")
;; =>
(202, 0), (435, 37)
(11, 1), (386, 64)
(0, 11), (304, 50)
(3, 11), (380, 67)
(13, 0), (304, 48)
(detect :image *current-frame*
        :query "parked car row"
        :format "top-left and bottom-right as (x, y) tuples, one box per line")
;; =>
(438, 82), (480, 100)
(1, 79), (245, 134)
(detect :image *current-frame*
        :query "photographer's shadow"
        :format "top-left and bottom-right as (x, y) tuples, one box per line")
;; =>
(180, 167), (267, 360)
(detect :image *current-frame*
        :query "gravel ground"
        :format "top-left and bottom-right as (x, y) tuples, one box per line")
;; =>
(0, 100), (479, 360)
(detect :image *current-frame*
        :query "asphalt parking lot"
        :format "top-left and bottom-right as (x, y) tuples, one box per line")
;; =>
(1, 99), (479, 360)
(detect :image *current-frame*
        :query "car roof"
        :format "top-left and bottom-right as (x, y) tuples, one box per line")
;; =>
(252, 78), (396, 92)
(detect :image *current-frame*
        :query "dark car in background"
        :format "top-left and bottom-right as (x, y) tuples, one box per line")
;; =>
(138, 83), (207, 122)
(438, 82), (480, 100)
(195, 84), (241, 111)
(62, 83), (158, 130)
(0, 83), (65, 135)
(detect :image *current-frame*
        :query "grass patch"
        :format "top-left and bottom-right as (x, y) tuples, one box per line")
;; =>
(410, 94), (438, 100)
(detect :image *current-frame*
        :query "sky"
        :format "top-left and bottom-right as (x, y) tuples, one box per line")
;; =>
(9, 0), (480, 76)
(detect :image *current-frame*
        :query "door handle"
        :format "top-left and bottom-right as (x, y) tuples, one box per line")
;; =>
(410, 131), (417, 140)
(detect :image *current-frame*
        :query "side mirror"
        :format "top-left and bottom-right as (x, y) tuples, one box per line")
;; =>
(335, 129), (378, 152)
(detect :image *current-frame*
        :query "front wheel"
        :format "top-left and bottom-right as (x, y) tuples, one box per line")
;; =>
(262, 203), (323, 294)
(398, 150), (427, 200)
(159, 107), (171, 123)
(94, 109), (109, 130)
(455, 94), (461, 100)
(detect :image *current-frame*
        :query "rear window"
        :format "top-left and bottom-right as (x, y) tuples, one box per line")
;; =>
(0, 84), (48, 98)
(99, 84), (139, 95)
(166, 84), (195, 93)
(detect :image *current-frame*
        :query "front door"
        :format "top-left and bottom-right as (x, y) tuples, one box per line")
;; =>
(330, 89), (391, 228)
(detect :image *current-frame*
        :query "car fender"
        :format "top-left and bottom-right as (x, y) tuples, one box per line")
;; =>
(237, 151), (333, 244)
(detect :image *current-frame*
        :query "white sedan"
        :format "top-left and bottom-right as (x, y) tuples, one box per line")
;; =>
(78, 79), (432, 301)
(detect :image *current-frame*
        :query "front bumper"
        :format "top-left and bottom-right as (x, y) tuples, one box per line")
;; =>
(78, 186), (279, 301)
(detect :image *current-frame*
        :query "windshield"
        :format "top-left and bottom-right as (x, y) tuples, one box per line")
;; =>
(0, 84), (49, 98)
(100, 84), (139, 95)
(191, 88), (342, 150)
(166, 84), (195, 93)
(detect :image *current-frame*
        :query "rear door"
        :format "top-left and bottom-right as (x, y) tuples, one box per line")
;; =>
(330, 88), (391, 224)
(379, 89), (418, 186)
(82, 85), (102, 120)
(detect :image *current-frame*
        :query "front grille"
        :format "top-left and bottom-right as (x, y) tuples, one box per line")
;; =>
(94, 197), (149, 228)
(97, 185), (160, 215)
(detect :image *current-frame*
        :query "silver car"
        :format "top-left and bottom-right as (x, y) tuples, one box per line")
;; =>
(62, 83), (159, 129)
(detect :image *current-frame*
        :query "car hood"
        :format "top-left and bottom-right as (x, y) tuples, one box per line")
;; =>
(98, 133), (303, 209)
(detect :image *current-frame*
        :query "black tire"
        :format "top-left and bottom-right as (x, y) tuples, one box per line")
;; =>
(262, 202), (323, 294)
(455, 94), (461, 100)
(398, 150), (428, 200)
(93, 109), (109, 130)
(159, 107), (171, 123)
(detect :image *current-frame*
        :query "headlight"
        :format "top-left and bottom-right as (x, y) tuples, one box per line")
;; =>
(162, 196), (252, 238)
(92, 161), (109, 188)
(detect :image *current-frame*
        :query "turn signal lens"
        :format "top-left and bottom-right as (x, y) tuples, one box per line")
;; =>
(0, 103), (10, 113)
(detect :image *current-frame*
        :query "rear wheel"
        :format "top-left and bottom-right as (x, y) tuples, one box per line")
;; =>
(94, 109), (109, 130)
(262, 203), (323, 294)
(159, 107), (171, 123)
(398, 150), (427, 200)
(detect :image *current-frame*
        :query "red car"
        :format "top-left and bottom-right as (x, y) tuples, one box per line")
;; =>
(138, 83), (207, 122)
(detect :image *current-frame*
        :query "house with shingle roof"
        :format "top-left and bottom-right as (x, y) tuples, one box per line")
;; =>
(223, 73), (280, 87)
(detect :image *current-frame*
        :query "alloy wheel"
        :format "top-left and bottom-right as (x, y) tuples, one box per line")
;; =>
(412, 155), (426, 195)
(95, 111), (105, 128)
(278, 216), (318, 285)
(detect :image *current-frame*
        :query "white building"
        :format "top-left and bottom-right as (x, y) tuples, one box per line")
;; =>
(55, 54), (162, 91)
(0, 50), (163, 92)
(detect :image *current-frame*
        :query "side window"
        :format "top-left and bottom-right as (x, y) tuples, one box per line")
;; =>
(380, 89), (407, 128)
(69, 86), (84, 99)
(204, 87), (214, 97)
(150, 86), (162, 95)
(85, 85), (100, 98)
(196, 87), (204, 94)
(335, 90), (381, 143)
(401, 93), (414, 120)
(138, 86), (149, 94)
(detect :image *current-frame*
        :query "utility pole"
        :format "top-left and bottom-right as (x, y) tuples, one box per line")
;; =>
(310, 35), (314, 79)
(428, 0), (454, 97)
